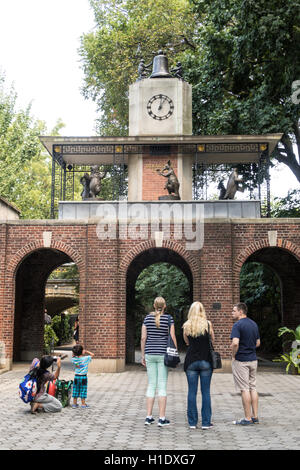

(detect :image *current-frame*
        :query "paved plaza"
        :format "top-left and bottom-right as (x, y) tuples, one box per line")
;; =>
(0, 357), (299, 452)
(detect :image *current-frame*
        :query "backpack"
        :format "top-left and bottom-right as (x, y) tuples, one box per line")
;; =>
(46, 379), (57, 397)
(19, 372), (38, 403)
(19, 358), (40, 404)
(55, 379), (73, 407)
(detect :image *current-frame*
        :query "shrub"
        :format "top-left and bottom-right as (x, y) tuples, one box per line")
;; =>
(44, 325), (59, 354)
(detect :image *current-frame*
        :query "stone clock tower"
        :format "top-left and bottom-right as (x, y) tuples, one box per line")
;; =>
(128, 51), (193, 201)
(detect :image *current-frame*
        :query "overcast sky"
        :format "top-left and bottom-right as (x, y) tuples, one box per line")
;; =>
(0, 0), (297, 195)
(0, 0), (97, 135)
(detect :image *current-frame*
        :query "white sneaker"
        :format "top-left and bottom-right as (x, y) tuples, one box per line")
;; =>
(202, 423), (214, 429)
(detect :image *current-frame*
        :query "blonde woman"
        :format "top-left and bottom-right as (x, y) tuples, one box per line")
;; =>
(183, 302), (215, 430)
(141, 297), (178, 427)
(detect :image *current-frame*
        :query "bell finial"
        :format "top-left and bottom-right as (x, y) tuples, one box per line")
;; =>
(150, 50), (172, 78)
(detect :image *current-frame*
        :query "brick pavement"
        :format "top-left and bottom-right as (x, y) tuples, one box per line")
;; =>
(1, 360), (300, 451)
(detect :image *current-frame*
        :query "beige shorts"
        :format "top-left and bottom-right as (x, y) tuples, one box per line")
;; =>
(232, 359), (258, 392)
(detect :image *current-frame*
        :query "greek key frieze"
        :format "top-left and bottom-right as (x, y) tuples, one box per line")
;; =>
(123, 145), (143, 153)
(205, 143), (259, 153)
(62, 145), (115, 154)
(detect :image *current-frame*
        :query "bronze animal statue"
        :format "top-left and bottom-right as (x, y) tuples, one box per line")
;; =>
(171, 62), (184, 80)
(217, 180), (226, 200)
(222, 168), (244, 199)
(80, 172), (91, 200)
(156, 160), (180, 199)
(80, 165), (107, 200)
(137, 58), (152, 80)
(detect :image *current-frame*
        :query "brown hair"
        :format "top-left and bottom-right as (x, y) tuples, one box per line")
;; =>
(152, 297), (166, 328)
(234, 302), (248, 315)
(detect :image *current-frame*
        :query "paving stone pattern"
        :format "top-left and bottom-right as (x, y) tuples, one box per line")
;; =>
(1, 362), (300, 451)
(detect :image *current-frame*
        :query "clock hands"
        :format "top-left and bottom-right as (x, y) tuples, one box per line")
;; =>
(158, 96), (166, 111)
(147, 94), (174, 120)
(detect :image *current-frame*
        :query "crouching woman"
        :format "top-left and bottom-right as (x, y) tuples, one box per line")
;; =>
(30, 355), (62, 414)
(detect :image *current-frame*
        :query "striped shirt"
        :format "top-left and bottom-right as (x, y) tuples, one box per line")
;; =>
(143, 313), (174, 355)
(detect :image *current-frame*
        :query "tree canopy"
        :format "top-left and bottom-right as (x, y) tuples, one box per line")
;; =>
(135, 262), (191, 314)
(80, 0), (300, 183)
(134, 262), (191, 347)
(0, 74), (53, 219)
(185, 0), (300, 182)
(79, 0), (195, 135)
(240, 261), (282, 354)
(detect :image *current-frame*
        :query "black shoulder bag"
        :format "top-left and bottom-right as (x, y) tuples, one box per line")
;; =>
(208, 322), (222, 370)
(164, 315), (180, 368)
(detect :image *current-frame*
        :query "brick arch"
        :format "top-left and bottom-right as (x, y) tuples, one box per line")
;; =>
(6, 239), (84, 280)
(119, 239), (199, 282)
(5, 240), (85, 363)
(232, 238), (300, 304)
(233, 238), (300, 276)
(120, 240), (200, 363)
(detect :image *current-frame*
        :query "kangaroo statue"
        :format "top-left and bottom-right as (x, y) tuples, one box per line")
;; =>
(156, 160), (180, 199)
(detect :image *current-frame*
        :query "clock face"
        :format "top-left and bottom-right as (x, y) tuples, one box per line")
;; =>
(147, 94), (174, 120)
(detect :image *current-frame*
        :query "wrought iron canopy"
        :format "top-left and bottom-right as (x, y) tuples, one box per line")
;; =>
(40, 134), (282, 219)
(40, 134), (282, 165)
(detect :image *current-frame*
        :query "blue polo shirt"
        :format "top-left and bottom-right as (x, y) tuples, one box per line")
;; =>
(230, 317), (260, 362)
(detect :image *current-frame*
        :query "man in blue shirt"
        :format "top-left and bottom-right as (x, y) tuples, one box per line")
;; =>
(230, 303), (260, 425)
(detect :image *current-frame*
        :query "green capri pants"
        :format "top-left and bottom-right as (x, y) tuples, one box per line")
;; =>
(145, 354), (169, 398)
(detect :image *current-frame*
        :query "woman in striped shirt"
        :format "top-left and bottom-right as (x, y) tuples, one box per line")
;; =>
(141, 297), (178, 427)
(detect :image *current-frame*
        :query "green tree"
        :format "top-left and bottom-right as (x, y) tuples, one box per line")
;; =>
(135, 262), (190, 313)
(0, 74), (52, 218)
(51, 314), (73, 346)
(135, 262), (191, 347)
(79, 0), (195, 135)
(80, 0), (300, 189)
(184, 0), (300, 182)
(49, 263), (79, 280)
(44, 324), (59, 354)
(240, 262), (282, 354)
(270, 189), (300, 217)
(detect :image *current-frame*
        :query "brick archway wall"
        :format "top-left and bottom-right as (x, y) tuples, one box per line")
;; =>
(3, 240), (85, 362)
(117, 239), (200, 359)
(6, 239), (84, 280)
(232, 238), (300, 309)
(120, 239), (199, 285)
(1, 219), (300, 371)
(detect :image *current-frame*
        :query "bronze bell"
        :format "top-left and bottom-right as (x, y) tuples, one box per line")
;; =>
(150, 50), (172, 78)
